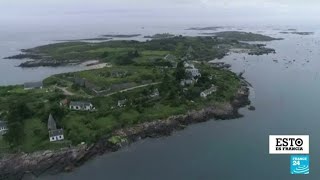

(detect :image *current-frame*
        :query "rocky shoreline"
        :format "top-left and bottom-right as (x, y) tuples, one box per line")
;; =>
(0, 81), (250, 180)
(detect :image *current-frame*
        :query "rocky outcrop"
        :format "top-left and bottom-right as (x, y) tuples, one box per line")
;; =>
(0, 83), (250, 180)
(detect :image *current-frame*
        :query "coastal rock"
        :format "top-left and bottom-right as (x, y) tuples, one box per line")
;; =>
(248, 106), (256, 111)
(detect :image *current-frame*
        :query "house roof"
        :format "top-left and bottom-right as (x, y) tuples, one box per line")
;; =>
(70, 101), (92, 107)
(118, 99), (127, 104)
(49, 129), (64, 137)
(164, 54), (176, 61)
(24, 81), (43, 88)
(48, 114), (57, 130)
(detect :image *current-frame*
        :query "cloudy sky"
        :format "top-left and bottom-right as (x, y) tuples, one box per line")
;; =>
(0, 0), (319, 26)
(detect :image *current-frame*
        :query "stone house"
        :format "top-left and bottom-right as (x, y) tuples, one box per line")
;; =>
(0, 120), (8, 135)
(69, 101), (94, 111)
(117, 99), (127, 107)
(47, 114), (64, 142)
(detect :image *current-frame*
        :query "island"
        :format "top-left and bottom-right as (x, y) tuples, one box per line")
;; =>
(5, 32), (279, 67)
(101, 34), (141, 38)
(0, 32), (280, 179)
(186, 26), (224, 31)
(56, 37), (112, 42)
(279, 31), (314, 35)
(201, 31), (283, 41)
(143, 33), (175, 39)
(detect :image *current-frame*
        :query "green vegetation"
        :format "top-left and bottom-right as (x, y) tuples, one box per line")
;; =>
(108, 136), (127, 145)
(202, 31), (283, 41)
(0, 35), (253, 153)
(144, 33), (175, 39)
(6, 35), (277, 67)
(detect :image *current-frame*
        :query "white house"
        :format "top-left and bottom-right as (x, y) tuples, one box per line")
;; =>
(200, 85), (217, 98)
(180, 79), (194, 86)
(24, 81), (43, 90)
(118, 99), (127, 107)
(184, 61), (201, 78)
(47, 114), (64, 142)
(186, 67), (201, 78)
(49, 129), (64, 142)
(0, 120), (8, 135)
(69, 101), (94, 111)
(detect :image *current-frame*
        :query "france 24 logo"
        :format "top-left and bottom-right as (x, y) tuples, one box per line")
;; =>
(290, 155), (309, 175)
(269, 135), (309, 154)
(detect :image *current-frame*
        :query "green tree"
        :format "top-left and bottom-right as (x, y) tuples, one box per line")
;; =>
(4, 102), (32, 147)
(175, 61), (186, 81)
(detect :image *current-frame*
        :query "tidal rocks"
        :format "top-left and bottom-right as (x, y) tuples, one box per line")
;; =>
(248, 106), (256, 111)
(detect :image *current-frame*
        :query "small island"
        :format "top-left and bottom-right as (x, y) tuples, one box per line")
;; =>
(56, 37), (112, 42)
(144, 33), (175, 39)
(186, 26), (224, 31)
(201, 31), (283, 41)
(101, 34), (141, 38)
(280, 31), (314, 35)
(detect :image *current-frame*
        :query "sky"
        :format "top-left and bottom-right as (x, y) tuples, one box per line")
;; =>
(0, 0), (319, 27)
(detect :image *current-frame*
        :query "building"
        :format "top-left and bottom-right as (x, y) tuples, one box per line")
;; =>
(24, 81), (43, 90)
(117, 99), (127, 107)
(49, 129), (64, 142)
(180, 79), (194, 86)
(0, 120), (8, 136)
(186, 67), (201, 78)
(150, 88), (160, 98)
(200, 85), (217, 98)
(47, 114), (64, 142)
(69, 101), (94, 111)
(184, 62), (195, 69)
(48, 114), (57, 130)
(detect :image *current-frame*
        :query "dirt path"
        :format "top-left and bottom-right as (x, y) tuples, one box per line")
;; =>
(55, 82), (161, 97)
(104, 82), (161, 97)
(55, 86), (75, 96)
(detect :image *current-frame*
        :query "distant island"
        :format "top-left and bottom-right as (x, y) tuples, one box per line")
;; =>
(186, 26), (224, 31)
(56, 37), (112, 42)
(144, 33), (175, 39)
(280, 31), (314, 35)
(101, 34), (141, 38)
(201, 31), (283, 41)
(5, 32), (280, 67)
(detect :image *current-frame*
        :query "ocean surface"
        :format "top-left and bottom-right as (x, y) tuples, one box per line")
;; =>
(2, 22), (320, 179)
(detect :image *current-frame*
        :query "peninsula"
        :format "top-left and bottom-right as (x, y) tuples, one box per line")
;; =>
(0, 32), (279, 179)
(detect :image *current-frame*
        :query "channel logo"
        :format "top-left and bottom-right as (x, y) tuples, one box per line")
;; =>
(269, 135), (309, 154)
(290, 155), (309, 175)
